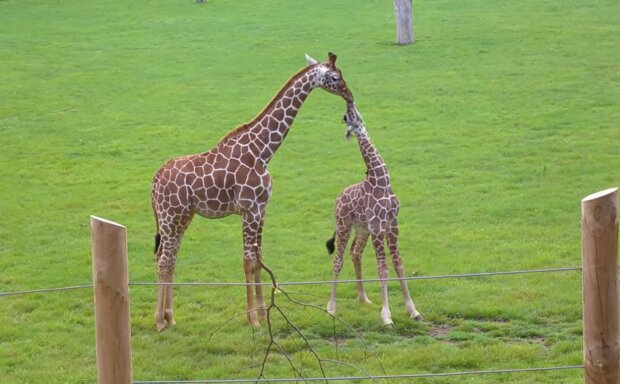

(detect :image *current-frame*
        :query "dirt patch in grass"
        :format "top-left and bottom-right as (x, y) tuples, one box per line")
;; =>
(428, 324), (454, 337)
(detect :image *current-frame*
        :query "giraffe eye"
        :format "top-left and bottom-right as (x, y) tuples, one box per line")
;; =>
(330, 74), (340, 82)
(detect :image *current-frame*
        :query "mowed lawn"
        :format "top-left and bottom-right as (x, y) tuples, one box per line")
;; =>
(1, 0), (619, 382)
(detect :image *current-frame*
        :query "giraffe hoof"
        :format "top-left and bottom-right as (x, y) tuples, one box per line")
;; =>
(381, 308), (393, 326)
(383, 319), (395, 327)
(257, 308), (267, 321)
(156, 322), (169, 332)
(248, 312), (261, 328)
(155, 316), (175, 332)
(326, 302), (337, 316)
(164, 312), (176, 327)
(412, 314), (424, 322)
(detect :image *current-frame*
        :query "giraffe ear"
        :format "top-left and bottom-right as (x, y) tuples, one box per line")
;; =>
(305, 53), (318, 66)
(328, 52), (337, 66)
(345, 127), (353, 141)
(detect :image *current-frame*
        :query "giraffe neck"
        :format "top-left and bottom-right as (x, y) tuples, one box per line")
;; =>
(356, 132), (390, 182)
(217, 66), (321, 165)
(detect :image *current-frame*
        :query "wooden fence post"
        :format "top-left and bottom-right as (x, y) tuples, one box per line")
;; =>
(91, 216), (133, 384)
(581, 188), (619, 384)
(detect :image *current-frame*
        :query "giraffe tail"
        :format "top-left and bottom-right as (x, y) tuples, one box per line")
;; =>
(325, 232), (336, 255)
(154, 233), (161, 255)
(151, 173), (162, 257)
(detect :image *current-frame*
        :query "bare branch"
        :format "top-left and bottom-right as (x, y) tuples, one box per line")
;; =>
(254, 259), (387, 383)
(278, 289), (388, 377)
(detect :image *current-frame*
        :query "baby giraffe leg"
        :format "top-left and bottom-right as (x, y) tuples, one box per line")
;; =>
(370, 231), (393, 325)
(350, 232), (371, 304)
(387, 222), (422, 320)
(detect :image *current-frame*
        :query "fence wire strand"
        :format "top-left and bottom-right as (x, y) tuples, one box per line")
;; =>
(133, 365), (584, 383)
(0, 284), (94, 297)
(129, 266), (582, 287)
(0, 266), (582, 297)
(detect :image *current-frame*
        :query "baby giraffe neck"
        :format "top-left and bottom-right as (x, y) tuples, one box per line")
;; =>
(356, 132), (388, 179)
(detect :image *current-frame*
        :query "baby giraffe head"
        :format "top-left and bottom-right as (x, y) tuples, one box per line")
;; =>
(343, 101), (366, 140)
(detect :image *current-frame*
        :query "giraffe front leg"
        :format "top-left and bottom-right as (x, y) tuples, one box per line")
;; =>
(387, 221), (422, 321)
(253, 220), (267, 321)
(392, 257), (422, 321)
(253, 256), (267, 321)
(327, 259), (343, 316)
(244, 258), (261, 327)
(242, 209), (264, 327)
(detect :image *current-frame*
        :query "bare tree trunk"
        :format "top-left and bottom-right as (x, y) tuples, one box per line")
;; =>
(394, 0), (414, 45)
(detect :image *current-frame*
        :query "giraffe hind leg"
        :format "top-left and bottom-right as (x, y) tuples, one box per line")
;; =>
(241, 208), (266, 327)
(155, 281), (176, 332)
(155, 242), (178, 331)
(153, 231), (167, 331)
(351, 231), (371, 304)
(155, 234), (180, 332)
(154, 213), (193, 331)
(327, 223), (351, 315)
(164, 284), (176, 326)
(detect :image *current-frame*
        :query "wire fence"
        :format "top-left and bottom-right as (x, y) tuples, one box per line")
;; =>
(0, 265), (585, 382)
(131, 266), (583, 287)
(0, 266), (583, 296)
(0, 284), (94, 297)
(133, 365), (585, 383)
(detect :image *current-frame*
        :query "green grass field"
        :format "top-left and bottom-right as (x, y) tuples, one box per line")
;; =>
(1, 0), (619, 382)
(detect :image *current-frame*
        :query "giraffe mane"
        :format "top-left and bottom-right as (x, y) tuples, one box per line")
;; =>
(217, 65), (315, 144)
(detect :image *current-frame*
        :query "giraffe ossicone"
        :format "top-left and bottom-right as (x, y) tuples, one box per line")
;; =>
(304, 53), (318, 65)
(151, 53), (354, 331)
(326, 102), (423, 325)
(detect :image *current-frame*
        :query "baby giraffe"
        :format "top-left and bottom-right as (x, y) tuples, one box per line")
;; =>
(325, 102), (422, 325)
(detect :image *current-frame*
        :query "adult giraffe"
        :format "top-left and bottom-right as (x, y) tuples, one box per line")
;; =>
(151, 53), (354, 330)
(325, 102), (422, 325)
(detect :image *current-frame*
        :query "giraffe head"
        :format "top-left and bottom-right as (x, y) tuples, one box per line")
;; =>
(305, 52), (354, 102)
(343, 101), (366, 140)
